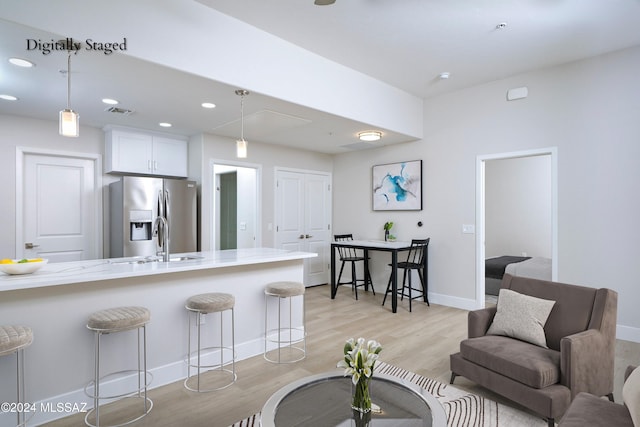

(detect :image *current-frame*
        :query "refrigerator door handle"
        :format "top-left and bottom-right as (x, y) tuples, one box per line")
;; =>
(164, 189), (170, 227)
(156, 190), (165, 248)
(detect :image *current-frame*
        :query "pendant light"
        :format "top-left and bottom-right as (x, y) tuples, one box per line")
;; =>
(235, 89), (249, 158)
(59, 50), (79, 137)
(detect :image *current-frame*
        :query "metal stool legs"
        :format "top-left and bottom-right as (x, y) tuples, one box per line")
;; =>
(84, 325), (153, 427)
(184, 307), (236, 392)
(264, 291), (306, 364)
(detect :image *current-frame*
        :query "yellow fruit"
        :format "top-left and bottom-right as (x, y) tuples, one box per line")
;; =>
(28, 258), (43, 263)
(0, 259), (14, 264)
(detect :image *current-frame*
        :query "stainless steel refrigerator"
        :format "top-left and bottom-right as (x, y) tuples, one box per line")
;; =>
(109, 176), (197, 258)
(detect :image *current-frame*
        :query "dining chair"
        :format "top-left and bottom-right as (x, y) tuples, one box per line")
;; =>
(334, 234), (374, 300)
(382, 238), (430, 312)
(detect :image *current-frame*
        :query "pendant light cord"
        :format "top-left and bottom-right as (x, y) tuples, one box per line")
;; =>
(240, 93), (244, 141)
(66, 51), (72, 110)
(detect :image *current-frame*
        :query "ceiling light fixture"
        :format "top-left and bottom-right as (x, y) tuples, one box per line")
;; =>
(9, 57), (34, 68)
(0, 94), (18, 101)
(201, 102), (216, 109)
(235, 89), (250, 158)
(314, 0), (336, 5)
(358, 131), (382, 142)
(59, 48), (79, 137)
(159, 122), (172, 127)
(102, 98), (119, 105)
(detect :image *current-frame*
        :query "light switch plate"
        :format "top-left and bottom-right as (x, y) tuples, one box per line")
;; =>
(462, 224), (475, 234)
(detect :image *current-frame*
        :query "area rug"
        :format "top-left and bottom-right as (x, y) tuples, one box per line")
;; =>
(229, 361), (546, 426)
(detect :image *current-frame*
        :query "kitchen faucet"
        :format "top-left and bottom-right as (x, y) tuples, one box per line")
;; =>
(154, 215), (170, 262)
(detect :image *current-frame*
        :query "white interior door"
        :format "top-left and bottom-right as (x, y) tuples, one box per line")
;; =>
(19, 151), (100, 262)
(275, 169), (331, 286)
(304, 173), (331, 285)
(276, 171), (305, 253)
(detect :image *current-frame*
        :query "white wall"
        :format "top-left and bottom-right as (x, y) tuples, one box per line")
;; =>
(485, 155), (552, 259)
(333, 46), (640, 341)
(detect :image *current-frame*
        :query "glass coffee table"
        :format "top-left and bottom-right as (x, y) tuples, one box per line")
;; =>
(261, 371), (447, 427)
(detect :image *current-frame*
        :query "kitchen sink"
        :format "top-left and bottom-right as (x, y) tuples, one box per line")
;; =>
(109, 256), (160, 265)
(109, 255), (204, 265)
(169, 256), (203, 262)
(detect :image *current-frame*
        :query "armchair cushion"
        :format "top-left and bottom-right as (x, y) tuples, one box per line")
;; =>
(460, 335), (560, 388)
(487, 288), (556, 348)
(623, 367), (640, 427)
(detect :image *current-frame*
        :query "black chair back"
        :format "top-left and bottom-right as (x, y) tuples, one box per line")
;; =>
(404, 238), (430, 267)
(334, 234), (361, 260)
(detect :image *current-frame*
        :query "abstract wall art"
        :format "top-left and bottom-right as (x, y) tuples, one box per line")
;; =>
(372, 160), (423, 211)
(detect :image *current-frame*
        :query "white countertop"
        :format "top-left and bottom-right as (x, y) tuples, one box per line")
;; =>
(0, 248), (317, 292)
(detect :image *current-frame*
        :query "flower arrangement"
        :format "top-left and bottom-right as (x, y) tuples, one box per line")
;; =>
(337, 337), (383, 413)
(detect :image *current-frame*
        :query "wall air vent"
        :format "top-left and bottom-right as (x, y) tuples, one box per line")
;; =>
(105, 106), (134, 115)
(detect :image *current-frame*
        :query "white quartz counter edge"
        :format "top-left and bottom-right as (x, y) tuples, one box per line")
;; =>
(0, 248), (317, 292)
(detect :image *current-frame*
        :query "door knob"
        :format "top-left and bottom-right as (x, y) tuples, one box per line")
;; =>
(305, 234), (313, 239)
(299, 234), (305, 239)
(25, 242), (40, 249)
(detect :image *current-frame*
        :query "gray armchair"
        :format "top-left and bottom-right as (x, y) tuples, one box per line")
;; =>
(450, 274), (618, 427)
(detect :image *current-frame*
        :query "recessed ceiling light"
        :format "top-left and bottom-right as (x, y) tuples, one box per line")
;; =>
(0, 94), (19, 101)
(439, 72), (451, 80)
(8, 57), (34, 68)
(201, 102), (216, 109)
(159, 122), (172, 128)
(358, 131), (382, 142)
(496, 22), (508, 30)
(102, 98), (119, 105)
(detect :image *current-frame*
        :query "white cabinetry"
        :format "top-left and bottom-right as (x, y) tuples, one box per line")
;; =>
(105, 129), (188, 177)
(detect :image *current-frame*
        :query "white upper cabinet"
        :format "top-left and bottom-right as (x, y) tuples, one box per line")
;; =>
(105, 128), (188, 177)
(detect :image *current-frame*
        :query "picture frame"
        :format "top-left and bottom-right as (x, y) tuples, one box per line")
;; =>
(372, 160), (422, 211)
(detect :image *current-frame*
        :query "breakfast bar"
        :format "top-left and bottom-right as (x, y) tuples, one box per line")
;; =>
(0, 248), (315, 426)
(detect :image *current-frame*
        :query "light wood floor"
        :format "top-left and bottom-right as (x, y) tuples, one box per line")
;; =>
(45, 284), (640, 427)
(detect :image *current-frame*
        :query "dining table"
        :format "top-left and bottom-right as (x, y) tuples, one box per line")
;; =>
(330, 239), (429, 313)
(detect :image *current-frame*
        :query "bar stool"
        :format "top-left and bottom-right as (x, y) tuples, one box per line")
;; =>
(84, 306), (152, 427)
(264, 281), (306, 363)
(184, 293), (236, 392)
(0, 325), (33, 427)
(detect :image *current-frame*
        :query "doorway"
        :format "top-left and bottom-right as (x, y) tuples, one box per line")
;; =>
(16, 147), (102, 261)
(212, 161), (261, 250)
(476, 147), (558, 308)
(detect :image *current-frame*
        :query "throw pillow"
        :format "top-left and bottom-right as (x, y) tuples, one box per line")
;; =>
(486, 288), (556, 348)
(623, 367), (640, 427)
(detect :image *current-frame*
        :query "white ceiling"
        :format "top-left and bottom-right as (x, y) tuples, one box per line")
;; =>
(1, 1), (640, 154)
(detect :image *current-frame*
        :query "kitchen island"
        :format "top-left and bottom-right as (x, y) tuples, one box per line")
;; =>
(0, 248), (316, 426)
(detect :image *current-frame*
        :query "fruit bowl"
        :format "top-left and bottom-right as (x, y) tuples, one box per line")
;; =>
(0, 259), (48, 275)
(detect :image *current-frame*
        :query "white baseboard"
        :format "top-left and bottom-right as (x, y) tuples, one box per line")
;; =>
(616, 324), (640, 343)
(28, 338), (264, 426)
(428, 292), (478, 311)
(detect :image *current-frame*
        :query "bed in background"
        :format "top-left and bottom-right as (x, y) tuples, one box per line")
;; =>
(485, 256), (552, 296)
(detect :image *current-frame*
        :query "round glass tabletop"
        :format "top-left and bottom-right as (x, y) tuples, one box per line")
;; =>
(261, 371), (447, 427)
